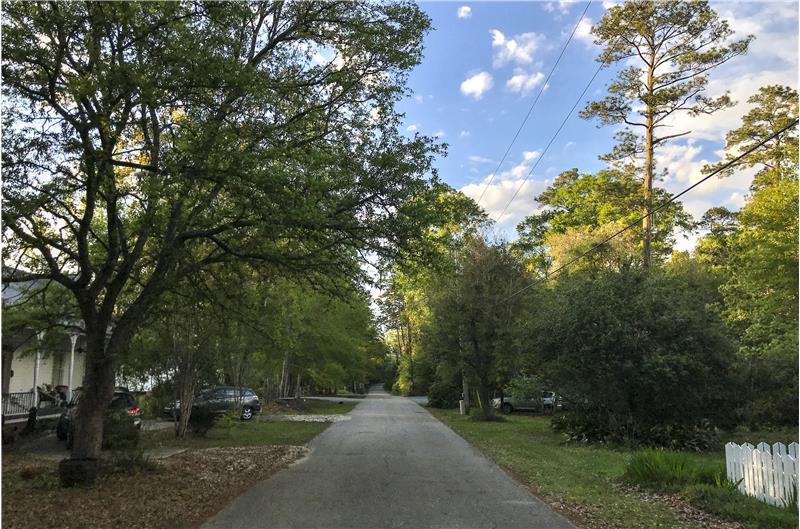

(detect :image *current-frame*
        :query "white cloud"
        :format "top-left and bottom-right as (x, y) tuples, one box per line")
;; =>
(506, 70), (546, 94)
(460, 130), (471, 137)
(457, 6), (472, 19)
(491, 30), (544, 67)
(602, 1), (618, 9)
(460, 71), (494, 100)
(414, 94), (424, 103)
(544, 1), (576, 15)
(434, 129), (446, 138)
(406, 124), (418, 132)
(573, 17), (595, 48)
(468, 155), (494, 163)
(460, 151), (548, 227)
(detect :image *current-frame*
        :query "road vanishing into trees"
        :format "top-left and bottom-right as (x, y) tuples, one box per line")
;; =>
(204, 385), (574, 529)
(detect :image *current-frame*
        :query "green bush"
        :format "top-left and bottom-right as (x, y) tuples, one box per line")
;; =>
(623, 449), (723, 491)
(684, 483), (799, 529)
(101, 411), (139, 450)
(104, 448), (157, 474)
(427, 378), (461, 409)
(188, 406), (216, 436)
(536, 269), (736, 448)
(137, 393), (161, 420)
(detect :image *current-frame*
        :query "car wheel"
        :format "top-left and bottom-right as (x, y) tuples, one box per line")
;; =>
(501, 402), (513, 414)
(240, 406), (254, 421)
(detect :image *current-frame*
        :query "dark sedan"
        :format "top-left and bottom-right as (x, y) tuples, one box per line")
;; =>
(56, 387), (142, 448)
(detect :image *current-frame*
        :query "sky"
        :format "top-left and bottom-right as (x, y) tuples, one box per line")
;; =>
(396, 1), (799, 250)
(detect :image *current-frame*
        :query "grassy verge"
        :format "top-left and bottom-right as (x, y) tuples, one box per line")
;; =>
(143, 419), (330, 449)
(429, 408), (797, 529)
(259, 398), (359, 415)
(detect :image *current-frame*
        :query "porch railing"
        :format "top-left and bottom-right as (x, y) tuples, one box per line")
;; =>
(2, 392), (36, 416)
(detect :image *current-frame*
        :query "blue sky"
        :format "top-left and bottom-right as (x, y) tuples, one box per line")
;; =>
(396, 1), (799, 249)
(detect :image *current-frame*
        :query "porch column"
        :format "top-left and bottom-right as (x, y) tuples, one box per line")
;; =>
(33, 332), (44, 407)
(68, 334), (78, 401)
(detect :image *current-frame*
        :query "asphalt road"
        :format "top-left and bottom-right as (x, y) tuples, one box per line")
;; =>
(203, 385), (575, 529)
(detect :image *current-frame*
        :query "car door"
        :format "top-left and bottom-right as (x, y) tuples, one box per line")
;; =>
(206, 388), (227, 414)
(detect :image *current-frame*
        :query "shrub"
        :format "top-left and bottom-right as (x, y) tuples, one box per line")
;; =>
(536, 269), (736, 448)
(216, 409), (241, 436)
(137, 393), (161, 420)
(105, 448), (157, 474)
(188, 406), (216, 436)
(101, 411), (139, 450)
(684, 484), (798, 529)
(427, 378), (461, 409)
(624, 449), (715, 491)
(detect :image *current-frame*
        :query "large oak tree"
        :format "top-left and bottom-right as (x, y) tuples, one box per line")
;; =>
(2, 1), (444, 483)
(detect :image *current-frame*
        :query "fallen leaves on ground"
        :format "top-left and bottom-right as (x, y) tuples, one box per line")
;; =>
(2, 446), (307, 529)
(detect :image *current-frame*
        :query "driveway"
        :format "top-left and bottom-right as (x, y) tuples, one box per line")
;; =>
(203, 385), (575, 529)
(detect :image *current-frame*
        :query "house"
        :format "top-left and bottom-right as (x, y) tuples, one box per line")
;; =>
(2, 280), (87, 418)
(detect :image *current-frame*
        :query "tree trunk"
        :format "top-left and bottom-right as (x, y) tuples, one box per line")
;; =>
(280, 349), (290, 398)
(461, 369), (470, 414)
(476, 378), (492, 419)
(64, 325), (114, 486)
(294, 372), (302, 400)
(642, 51), (656, 269)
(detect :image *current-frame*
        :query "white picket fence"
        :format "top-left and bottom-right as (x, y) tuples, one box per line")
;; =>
(725, 441), (798, 507)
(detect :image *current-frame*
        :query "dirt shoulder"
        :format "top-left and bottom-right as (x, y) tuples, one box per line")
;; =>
(2, 446), (306, 529)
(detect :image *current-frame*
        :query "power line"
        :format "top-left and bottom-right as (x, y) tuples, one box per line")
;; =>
(498, 117), (800, 305)
(494, 62), (603, 223)
(474, 0), (593, 207)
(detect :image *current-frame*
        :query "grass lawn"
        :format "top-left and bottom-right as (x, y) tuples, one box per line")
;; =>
(429, 408), (797, 529)
(143, 417), (333, 449)
(259, 398), (360, 416)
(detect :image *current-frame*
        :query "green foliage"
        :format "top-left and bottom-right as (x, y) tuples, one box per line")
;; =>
(216, 410), (241, 437)
(188, 407), (217, 437)
(101, 412), (140, 451)
(684, 484), (798, 529)
(534, 268), (736, 447)
(505, 374), (544, 403)
(581, 0), (750, 264)
(426, 377), (462, 409)
(623, 449), (724, 491)
(705, 85), (798, 183)
(701, 85), (800, 428)
(2, 0), (446, 462)
(515, 168), (691, 271)
(105, 448), (157, 474)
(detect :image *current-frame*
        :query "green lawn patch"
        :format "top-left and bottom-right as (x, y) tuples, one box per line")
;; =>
(144, 420), (328, 449)
(261, 398), (359, 415)
(429, 408), (798, 529)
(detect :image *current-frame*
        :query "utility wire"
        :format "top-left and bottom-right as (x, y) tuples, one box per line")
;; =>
(474, 0), (593, 207)
(494, 62), (603, 222)
(497, 117), (800, 305)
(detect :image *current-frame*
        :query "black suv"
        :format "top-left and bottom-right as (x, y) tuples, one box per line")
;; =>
(162, 386), (261, 421)
(56, 387), (142, 448)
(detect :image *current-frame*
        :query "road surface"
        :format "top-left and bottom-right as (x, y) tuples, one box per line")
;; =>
(203, 385), (575, 529)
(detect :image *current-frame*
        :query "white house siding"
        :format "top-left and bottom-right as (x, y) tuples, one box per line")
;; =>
(6, 348), (86, 393)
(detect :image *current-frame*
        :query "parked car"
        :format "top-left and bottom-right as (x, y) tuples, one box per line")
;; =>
(491, 391), (561, 414)
(56, 387), (142, 448)
(162, 386), (261, 421)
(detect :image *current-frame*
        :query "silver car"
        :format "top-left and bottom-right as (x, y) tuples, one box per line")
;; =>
(491, 391), (560, 414)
